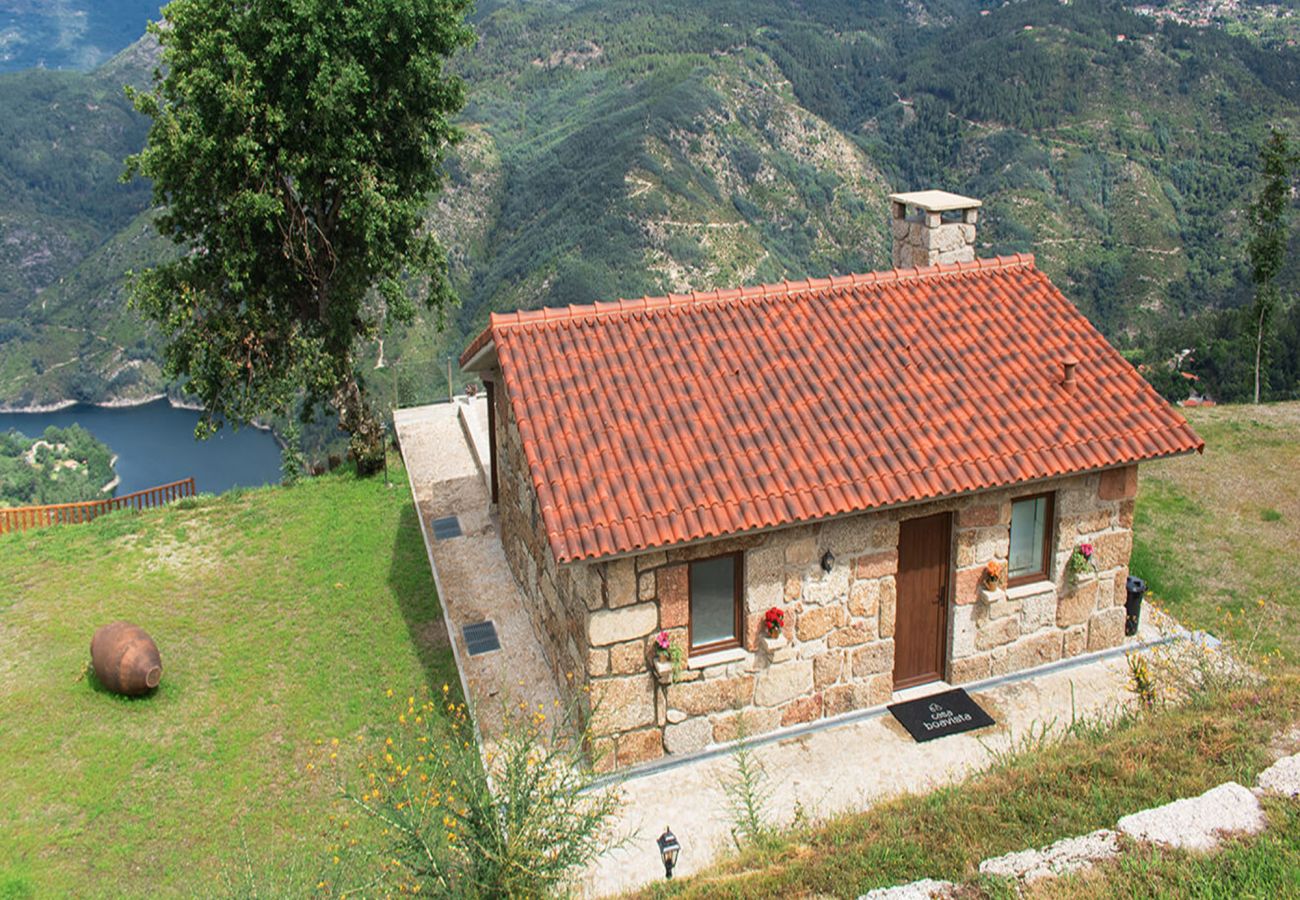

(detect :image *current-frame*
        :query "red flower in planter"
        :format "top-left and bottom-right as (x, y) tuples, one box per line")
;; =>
(763, 607), (785, 638)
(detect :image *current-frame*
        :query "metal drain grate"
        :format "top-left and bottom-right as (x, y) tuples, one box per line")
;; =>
(431, 515), (462, 540)
(462, 620), (501, 656)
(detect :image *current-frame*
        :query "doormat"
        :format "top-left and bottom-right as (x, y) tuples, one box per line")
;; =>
(887, 688), (995, 743)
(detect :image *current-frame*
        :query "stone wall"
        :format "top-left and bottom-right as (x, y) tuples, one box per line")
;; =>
(583, 519), (900, 770)
(946, 468), (1136, 684)
(490, 372), (598, 695)
(890, 204), (977, 268)
(490, 380), (1136, 770)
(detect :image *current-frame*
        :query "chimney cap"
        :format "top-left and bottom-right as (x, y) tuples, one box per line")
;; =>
(1061, 355), (1080, 386)
(888, 190), (982, 212)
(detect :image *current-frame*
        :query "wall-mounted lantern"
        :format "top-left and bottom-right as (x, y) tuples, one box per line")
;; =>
(820, 549), (835, 573)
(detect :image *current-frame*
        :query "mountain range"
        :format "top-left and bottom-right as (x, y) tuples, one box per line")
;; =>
(0, 0), (1298, 415)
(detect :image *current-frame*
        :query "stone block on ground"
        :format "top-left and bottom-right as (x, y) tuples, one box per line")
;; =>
(858, 878), (955, 899)
(1117, 782), (1266, 852)
(665, 675), (755, 717)
(1255, 753), (1300, 797)
(948, 653), (991, 684)
(711, 707), (781, 743)
(991, 630), (1062, 677)
(978, 829), (1119, 883)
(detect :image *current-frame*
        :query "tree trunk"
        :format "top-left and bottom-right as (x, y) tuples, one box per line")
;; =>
(1254, 306), (1265, 405)
(334, 373), (386, 476)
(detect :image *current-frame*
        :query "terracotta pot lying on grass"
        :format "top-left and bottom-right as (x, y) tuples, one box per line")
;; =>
(91, 621), (162, 696)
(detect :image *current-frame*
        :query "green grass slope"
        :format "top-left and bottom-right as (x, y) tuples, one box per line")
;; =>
(1132, 401), (1300, 663)
(0, 459), (456, 896)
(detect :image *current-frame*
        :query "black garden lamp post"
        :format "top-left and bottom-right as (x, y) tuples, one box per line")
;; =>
(657, 826), (681, 879)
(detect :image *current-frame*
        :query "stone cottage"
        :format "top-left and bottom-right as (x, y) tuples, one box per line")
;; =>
(459, 191), (1203, 771)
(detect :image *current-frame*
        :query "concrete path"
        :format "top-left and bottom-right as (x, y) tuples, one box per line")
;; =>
(394, 400), (561, 740)
(585, 651), (1140, 896)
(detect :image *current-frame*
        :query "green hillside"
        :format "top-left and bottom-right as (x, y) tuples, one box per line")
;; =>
(0, 1), (162, 72)
(1, 0), (1298, 414)
(0, 424), (116, 506)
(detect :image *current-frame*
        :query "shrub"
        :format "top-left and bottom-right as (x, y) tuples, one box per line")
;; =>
(721, 715), (779, 853)
(319, 685), (625, 897)
(1125, 596), (1283, 709)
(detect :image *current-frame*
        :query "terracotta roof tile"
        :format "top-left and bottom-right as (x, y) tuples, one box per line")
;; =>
(462, 255), (1203, 564)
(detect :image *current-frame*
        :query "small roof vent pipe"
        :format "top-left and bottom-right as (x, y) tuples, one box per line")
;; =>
(1062, 355), (1079, 388)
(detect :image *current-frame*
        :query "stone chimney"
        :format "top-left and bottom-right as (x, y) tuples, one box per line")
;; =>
(889, 190), (981, 268)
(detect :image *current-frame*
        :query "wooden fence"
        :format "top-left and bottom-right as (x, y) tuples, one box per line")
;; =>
(0, 478), (197, 536)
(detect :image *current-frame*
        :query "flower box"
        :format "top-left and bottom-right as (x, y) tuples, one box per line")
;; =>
(652, 658), (674, 685)
(761, 633), (787, 655)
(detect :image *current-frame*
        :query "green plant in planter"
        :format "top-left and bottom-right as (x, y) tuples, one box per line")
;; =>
(1068, 542), (1096, 582)
(653, 630), (685, 674)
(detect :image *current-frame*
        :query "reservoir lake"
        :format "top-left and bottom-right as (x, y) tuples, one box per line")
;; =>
(0, 400), (282, 496)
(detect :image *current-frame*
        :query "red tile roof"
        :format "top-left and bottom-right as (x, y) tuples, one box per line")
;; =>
(462, 255), (1203, 564)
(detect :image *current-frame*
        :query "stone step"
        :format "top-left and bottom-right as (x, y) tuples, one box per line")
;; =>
(1255, 753), (1300, 798)
(858, 878), (955, 899)
(1117, 782), (1267, 852)
(979, 828), (1119, 883)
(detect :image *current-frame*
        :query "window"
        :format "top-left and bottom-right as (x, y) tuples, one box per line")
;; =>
(1008, 492), (1054, 586)
(688, 553), (743, 652)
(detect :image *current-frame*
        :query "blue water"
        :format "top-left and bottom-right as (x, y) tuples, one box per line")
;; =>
(0, 400), (282, 495)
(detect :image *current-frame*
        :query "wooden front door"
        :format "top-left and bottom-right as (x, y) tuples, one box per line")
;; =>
(893, 512), (951, 689)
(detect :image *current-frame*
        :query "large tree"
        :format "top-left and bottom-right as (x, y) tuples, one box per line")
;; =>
(126, 0), (474, 471)
(1245, 129), (1297, 405)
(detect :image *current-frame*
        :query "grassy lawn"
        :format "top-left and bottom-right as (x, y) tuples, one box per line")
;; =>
(1131, 401), (1300, 663)
(0, 460), (456, 897)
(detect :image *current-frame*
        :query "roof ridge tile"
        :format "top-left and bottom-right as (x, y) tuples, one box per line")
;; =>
(459, 255), (1042, 365)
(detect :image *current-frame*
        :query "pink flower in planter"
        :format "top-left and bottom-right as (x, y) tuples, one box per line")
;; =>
(654, 630), (670, 651)
(1080, 542), (1094, 559)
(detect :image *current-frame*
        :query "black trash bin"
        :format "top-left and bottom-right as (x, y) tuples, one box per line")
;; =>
(1125, 576), (1147, 637)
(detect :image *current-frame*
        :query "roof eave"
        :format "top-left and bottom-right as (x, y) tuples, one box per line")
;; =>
(460, 334), (497, 373)
(549, 447), (1204, 567)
